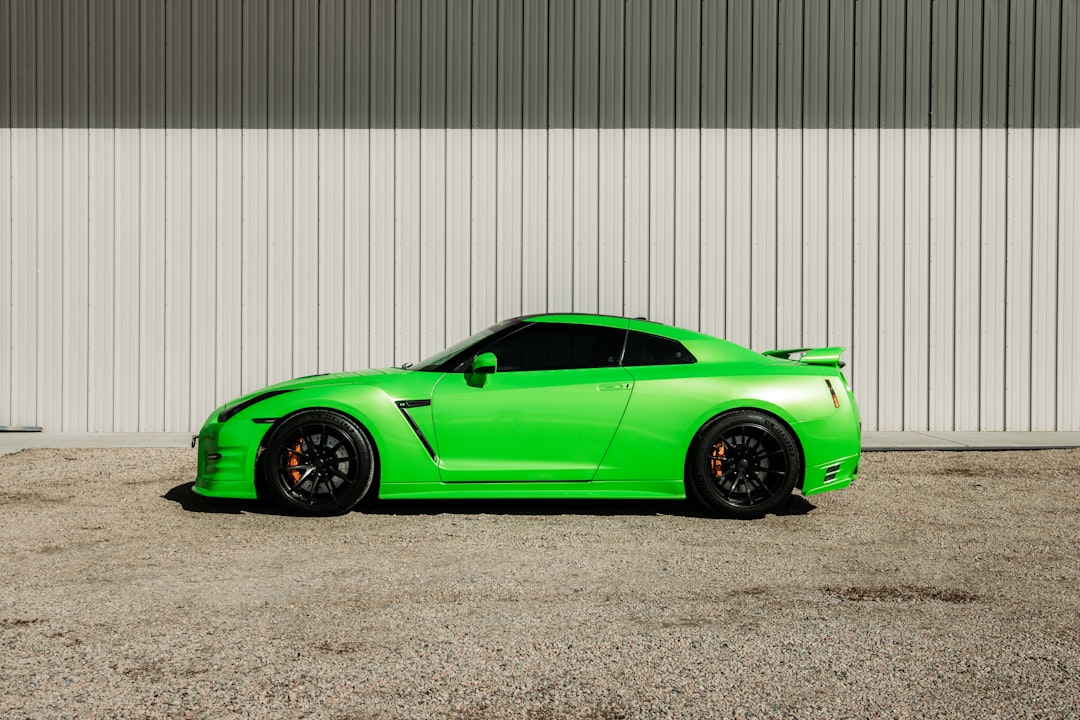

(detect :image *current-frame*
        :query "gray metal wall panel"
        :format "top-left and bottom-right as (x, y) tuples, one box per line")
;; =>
(956, 0), (981, 128)
(345, 0), (371, 128)
(165, 0), (190, 128)
(575, 0), (600, 126)
(319, 0), (345, 127)
(598, 0), (623, 129)
(802, 0), (826, 128)
(472, 0), (498, 129)
(701, 0), (726, 128)
(192, 0), (216, 127)
(854, 0), (879, 128)
(905, 1), (932, 129)
(1009, 0), (1035, 127)
(3, 0), (1080, 129)
(880, 0), (905, 128)
(676, 0), (702, 129)
(499, 0), (523, 128)
(727, 0), (752, 128)
(983, 0), (1008, 128)
(396, 0), (421, 128)
(11, 0), (36, 127)
(267, 0), (293, 129)
(523, 0), (548, 127)
(1034, 0), (1063, 127)
(38, 1), (64, 127)
(830, 0), (854, 127)
(294, 0), (319, 129)
(218, 0), (242, 129)
(445, 0), (470, 128)
(1066, 0), (1080, 126)
(420, 0), (447, 127)
(549, 0), (574, 128)
(109, 5), (137, 125)
(141, 1), (164, 128)
(777, 0), (802, 129)
(931, 0), (957, 129)
(0, 0), (9, 129)
(751, 0), (776, 126)
(624, 0), (650, 128)
(370, 0), (394, 127)
(242, 0), (268, 128)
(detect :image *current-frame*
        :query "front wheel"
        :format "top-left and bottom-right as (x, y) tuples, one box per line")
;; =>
(688, 411), (802, 518)
(262, 410), (376, 516)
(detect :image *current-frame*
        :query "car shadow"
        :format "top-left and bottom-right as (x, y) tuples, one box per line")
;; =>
(163, 482), (274, 515)
(164, 481), (816, 519)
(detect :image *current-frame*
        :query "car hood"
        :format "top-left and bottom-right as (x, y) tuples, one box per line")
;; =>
(262, 367), (408, 392)
(213, 368), (436, 419)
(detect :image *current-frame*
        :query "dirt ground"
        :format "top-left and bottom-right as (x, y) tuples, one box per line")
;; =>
(1, 447), (1077, 719)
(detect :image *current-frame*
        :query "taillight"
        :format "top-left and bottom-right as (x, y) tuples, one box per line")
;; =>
(825, 379), (840, 408)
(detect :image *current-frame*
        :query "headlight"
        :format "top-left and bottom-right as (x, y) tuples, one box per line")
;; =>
(218, 390), (294, 422)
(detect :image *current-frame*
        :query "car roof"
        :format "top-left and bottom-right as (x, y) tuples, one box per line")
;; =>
(521, 312), (634, 329)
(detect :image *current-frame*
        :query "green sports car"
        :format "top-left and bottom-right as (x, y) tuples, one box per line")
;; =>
(194, 314), (860, 517)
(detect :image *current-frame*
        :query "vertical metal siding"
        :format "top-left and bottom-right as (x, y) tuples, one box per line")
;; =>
(878, 0), (906, 432)
(597, 0), (624, 317)
(1, 0), (1078, 434)
(343, 0), (372, 369)
(699, 0), (726, 340)
(1061, 0), (1080, 433)
(0, 0), (10, 427)
(1006, 0), (1035, 430)
(1031, 0), (1062, 430)
(904, 0), (932, 431)
(725, 1), (752, 348)
(852, 0), (880, 428)
(38, 2), (65, 430)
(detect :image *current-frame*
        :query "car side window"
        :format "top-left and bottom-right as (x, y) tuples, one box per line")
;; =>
(480, 323), (627, 372)
(621, 330), (696, 366)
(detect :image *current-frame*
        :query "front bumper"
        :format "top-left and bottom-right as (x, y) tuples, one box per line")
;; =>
(193, 418), (269, 500)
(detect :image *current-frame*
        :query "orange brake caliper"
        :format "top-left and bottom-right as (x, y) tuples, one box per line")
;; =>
(710, 441), (725, 479)
(287, 440), (304, 484)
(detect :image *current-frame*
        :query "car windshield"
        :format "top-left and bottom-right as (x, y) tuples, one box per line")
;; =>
(410, 318), (520, 371)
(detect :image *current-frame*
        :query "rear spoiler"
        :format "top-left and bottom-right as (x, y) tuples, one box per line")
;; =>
(762, 347), (846, 368)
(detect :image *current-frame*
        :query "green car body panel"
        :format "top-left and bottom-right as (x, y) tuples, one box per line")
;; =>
(194, 314), (860, 508)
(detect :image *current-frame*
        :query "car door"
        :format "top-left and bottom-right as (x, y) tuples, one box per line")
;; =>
(430, 320), (634, 483)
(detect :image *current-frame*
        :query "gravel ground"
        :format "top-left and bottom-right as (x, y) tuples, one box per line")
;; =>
(1, 447), (1077, 719)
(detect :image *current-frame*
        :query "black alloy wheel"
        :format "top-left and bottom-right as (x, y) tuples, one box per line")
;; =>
(688, 410), (801, 518)
(262, 410), (376, 516)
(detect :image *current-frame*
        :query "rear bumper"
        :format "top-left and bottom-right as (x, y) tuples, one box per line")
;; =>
(792, 411), (861, 496)
(801, 451), (860, 495)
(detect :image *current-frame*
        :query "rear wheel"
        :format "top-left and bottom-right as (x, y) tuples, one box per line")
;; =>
(262, 410), (376, 516)
(688, 411), (801, 518)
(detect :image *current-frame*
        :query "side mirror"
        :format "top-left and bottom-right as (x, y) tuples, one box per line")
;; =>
(465, 352), (497, 388)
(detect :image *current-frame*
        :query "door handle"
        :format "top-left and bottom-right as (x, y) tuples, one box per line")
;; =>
(597, 382), (633, 391)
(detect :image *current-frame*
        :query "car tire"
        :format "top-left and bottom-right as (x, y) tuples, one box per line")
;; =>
(262, 410), (377, 516)
(688, 410), (802, 518)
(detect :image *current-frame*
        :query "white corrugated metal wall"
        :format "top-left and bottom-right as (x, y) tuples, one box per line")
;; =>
(1, 0), (1078, 433)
